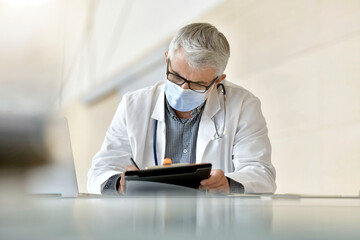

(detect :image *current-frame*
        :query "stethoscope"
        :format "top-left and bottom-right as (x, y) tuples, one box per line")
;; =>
(153, 83), (227, 166)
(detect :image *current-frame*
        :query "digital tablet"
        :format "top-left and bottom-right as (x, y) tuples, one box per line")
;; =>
(124, 163), (212, 189)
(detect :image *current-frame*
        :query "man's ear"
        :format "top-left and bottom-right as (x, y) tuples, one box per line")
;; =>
(213, 74), (226, 89)
(165, 51), (168, 64)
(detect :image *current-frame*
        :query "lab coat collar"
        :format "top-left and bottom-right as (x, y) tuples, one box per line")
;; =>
(202, 85), (222, 120)
(196, 85), (222, 163)
(151, 82), (166, 122)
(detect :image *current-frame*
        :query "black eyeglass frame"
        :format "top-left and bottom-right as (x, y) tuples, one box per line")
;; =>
(166, 59), (219, 93)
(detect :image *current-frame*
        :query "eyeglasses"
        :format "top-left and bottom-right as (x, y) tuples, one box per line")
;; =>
(166, 59), (218, 93)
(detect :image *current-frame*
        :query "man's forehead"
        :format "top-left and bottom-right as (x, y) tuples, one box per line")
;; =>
(170, 51), (217, 82)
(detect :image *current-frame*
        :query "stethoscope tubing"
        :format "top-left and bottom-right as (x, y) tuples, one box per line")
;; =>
(153, 119), (159, 166)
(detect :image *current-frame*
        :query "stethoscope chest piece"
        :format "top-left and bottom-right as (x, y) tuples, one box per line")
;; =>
(211, 129), (227, 141)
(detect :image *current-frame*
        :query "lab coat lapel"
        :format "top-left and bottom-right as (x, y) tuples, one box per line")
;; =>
(151, 84), (166, 164)
(196, 87), (221, 163)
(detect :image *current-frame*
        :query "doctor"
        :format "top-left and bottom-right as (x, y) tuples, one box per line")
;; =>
(87, 23), (276, 195)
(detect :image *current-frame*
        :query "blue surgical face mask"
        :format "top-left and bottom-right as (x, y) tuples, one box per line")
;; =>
(164, 80), (207, 112)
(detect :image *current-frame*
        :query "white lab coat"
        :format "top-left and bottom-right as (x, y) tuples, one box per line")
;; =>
(87, 80), (276, 194)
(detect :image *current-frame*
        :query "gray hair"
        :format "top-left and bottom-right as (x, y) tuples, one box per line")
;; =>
(168, 23), (230, 76)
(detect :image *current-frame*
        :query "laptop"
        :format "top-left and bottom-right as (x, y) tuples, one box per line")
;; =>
(24, 117), (79, 198)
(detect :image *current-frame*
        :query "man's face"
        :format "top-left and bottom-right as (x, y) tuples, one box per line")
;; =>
(165, 49), (223, 92)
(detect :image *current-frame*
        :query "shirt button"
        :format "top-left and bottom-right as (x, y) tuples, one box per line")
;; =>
(183, 149), (188, 153)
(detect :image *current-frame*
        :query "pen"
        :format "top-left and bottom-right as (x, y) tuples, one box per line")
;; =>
(130, 157), (140, 170)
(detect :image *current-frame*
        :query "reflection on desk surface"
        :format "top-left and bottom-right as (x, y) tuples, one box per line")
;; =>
(1, 196), (359, 240)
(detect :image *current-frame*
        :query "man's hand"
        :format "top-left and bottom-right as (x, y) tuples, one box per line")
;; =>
(199, 169), (230, 194)
(118, 165), (138, 194)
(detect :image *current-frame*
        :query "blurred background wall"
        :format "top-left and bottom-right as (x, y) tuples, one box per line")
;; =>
(1, 0), (359, 195)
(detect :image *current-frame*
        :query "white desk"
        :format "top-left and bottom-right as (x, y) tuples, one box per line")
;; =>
(1, 195), (359, 240)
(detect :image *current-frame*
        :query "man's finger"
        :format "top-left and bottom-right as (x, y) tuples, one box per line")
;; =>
(200, 171), (218, 185)
(119, 165), (138, 194)
(125, 165), (138, 171)
(200, 177), (216, 186)
(200, 170), (221, 186)
(201, 175), (224, 188)
(119, 172), (125, 194)
(207, 180), (225, 189)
